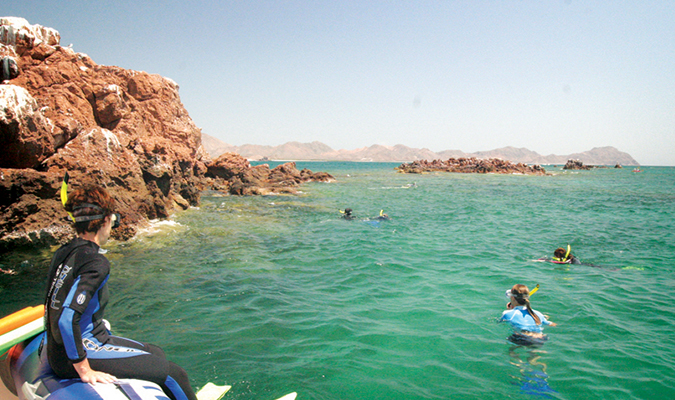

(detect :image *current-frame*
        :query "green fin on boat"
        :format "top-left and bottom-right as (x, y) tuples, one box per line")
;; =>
(196, 383), (231, 400)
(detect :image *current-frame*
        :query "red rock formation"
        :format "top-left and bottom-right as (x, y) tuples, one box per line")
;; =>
(207, 152), (334, 196)
(395, 157), (547, 175)
(0, 17), (207, 248)
(0, 18), (333, 251)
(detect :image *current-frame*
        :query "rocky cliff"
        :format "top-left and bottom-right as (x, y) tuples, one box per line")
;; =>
(0, 18), (332, 251)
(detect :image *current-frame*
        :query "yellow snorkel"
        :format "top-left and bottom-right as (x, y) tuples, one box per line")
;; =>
(529, 284), (540, 296)
(380, 209), (384, 217)
(60, 172), (75, 222)
(552, 245), (572, 262)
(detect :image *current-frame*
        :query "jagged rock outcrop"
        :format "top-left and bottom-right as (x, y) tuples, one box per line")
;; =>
(395, 158), (547, 175)
(206, 152), (333, 195)
(562, 159), (591, 170)
(0, 18), (333, 251)
(0, 17), (207, 249)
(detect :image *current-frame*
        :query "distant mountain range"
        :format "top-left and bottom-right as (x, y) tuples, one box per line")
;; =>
(201, 134), (640, 166)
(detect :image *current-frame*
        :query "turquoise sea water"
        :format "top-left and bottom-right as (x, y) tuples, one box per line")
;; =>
(2, 162), (675, 400)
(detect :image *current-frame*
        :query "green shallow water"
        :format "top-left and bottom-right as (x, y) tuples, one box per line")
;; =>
(2, 163), (675, 399)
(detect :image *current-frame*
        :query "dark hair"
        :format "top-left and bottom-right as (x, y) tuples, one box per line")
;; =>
(511, 284), (541, 325)
(553, 247), (567, 259)
(65, 185), (115, 234)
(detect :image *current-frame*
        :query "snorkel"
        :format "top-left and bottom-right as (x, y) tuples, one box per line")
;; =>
(60, 172), (75, 222)
(553, 245), (572, 262)
(564, 244), (571, 261)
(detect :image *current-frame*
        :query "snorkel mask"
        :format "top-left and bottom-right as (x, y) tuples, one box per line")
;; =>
(60, 172), (121, 229)
(72, 204), (121, 229)
(505, 284), (539, 299)
(505, 284), (540, 307)
(505, 289), (526, 301)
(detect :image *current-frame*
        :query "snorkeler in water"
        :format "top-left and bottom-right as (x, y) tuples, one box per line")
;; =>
(553, 245), (580, 264)
(500, 284), (557, 346)
(534, 245), (580, 264)
(340, 208), (356, 220)
(535, 246), (614, 270)
(375, 210), (390, 221)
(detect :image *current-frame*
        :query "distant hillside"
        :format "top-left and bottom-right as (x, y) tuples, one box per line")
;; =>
(201, 134), (639, 166)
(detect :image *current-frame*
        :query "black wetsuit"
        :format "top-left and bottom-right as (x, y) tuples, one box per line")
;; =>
(568, 255), (581, 265)
(45, 238), (196, 400)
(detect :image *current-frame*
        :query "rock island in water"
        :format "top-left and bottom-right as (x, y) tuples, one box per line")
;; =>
(395, 158), (547, 175)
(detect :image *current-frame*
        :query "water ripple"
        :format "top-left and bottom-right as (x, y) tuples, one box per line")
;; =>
(3, 164), (675, 399)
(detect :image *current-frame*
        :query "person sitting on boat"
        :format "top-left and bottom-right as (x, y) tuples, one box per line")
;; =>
(45, 184), (197, 400)
(500, 284), (557, 346)
(553, 245), (580, 264)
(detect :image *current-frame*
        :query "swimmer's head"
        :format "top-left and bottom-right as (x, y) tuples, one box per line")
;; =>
(506, 283), (542, 325)
(506, 284), (530, 306)
(344, 208), (352, 215)
(553, 247), (567, 259)
(65, 185), (117, 234)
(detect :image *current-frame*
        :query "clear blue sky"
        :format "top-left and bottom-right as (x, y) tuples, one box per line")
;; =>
(5, 1), (675, 165)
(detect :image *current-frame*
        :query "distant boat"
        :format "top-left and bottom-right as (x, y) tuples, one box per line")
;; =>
(632, 168), (642, 173)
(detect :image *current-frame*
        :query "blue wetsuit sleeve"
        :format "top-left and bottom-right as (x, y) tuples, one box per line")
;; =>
(499, 310), (511, 322)
(58, 256), (109, 362)
(58, 307), (85, 361)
